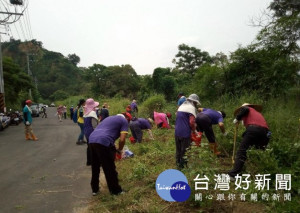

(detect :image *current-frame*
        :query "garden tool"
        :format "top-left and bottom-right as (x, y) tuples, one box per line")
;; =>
(232, 124), (238, 164)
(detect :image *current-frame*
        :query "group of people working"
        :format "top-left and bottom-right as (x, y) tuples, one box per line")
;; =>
(175, 93), (271, 181)
(22, 92), (271, 196)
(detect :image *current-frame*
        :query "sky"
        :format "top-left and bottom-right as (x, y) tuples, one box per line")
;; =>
(5, 0), (271, 75)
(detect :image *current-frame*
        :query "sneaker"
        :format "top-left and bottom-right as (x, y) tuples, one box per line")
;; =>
(92, 192), (99, 196)
(76, 141), (84, 145)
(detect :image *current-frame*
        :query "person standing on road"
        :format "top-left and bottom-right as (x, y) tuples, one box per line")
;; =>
(41, 106), (47, 118)
(83, 98), (99, 166)
(76, 99), (86, 145)
(196, 108), (227, 155)
(63, 106), (67, 119)
(57, 105), (63, 122)
(228, 103), (271, 180)
(70, 105), (74, 120)
(175, 94), (200, 169)
(89, 112), (132, 196)
(22, 100), (38, 141)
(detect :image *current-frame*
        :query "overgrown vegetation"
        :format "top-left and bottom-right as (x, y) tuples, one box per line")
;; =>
(1, 0), (299, 211)
(85, 95), (299, 212)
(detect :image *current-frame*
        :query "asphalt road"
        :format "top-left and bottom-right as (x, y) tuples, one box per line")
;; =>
(0, 107), (96, 213)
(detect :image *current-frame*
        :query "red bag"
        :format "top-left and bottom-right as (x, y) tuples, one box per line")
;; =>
(191, 132), (202, 147)
(115, 153), (122, 160)
(129, 136), (136, 144)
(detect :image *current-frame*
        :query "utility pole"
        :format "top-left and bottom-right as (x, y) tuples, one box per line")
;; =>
(27, 53), (32, 98)
(0, 0), (25, 112)
(0, 36), (5, 112)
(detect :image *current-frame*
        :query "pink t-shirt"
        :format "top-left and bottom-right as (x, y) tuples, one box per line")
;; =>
(154, 111), (170, 128)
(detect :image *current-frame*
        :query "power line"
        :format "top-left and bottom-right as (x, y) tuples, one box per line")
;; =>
(24, 6), (32, 39)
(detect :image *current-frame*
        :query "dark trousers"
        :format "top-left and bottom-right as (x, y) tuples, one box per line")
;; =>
(70, 112), (74, 120)
(86, 138), (92, 165)
(130, 122), (143, 142)
(228, 126), (270, 177)
(175, 136), (191, 169)
(42, 112), (47, 118)
(90, 143), (122, 195)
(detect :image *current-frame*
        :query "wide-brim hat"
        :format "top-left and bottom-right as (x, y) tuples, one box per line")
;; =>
(187, 94), (201, 105)
(84, 98), (99, 115)
(234, 103), (263, 116)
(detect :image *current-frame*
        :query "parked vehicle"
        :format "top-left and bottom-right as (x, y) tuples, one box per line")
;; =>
(0, 113), (11, 131)
(30, 104), (40, 117)
(8, 110), (23, 125)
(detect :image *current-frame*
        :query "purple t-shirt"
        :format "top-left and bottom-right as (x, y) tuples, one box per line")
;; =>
(137, 118), (151, 130)
(175, 111), (193, 138)
(130, 102), (137, 111)
(89, 115), (128, 147)
(202, 108), (223, 124)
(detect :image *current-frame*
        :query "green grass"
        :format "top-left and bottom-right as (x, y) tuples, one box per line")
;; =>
(60, 94), (299, 212)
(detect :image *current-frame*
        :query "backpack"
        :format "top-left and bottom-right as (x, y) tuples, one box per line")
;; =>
(72, 109), (78, 123)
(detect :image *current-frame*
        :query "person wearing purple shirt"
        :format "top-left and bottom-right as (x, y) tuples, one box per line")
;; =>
(175, 94), (200, 169)
(89, 113), (131, 196)
(130, 118), (154, 143)
(130, 100), (138, 117)
(83, 98), (99, 166)
(196, 108), (227, 155)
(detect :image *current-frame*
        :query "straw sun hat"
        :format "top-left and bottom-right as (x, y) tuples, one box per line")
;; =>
(234, 103), (263, 116)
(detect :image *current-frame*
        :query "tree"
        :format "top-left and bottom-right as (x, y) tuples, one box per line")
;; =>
(172, 44), (212, 76)
(84, 63), (107, 95)
(3, 57), (34, 107)
(225, 46), (298, 97)
(85, 64), (140, 98)
(152, 67), (171, 93)
(255, 0), (300, 57)
(160, 76), (176, 102)
(67, 53), (80, 66)
(192, 64), (225, 99)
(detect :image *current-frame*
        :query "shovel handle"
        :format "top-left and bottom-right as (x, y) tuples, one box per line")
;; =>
(232, 125), (238, 164)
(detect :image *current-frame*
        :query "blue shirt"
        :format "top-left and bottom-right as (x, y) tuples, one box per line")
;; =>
(175, 111), (193, 138)
(23, 105), (32, 124)
(89, 115), (128, 147)
(202, 108), (223, 124)
(177, 96), (186, 106)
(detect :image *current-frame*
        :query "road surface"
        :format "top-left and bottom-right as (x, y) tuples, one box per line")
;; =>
(0, 107), (100, 213)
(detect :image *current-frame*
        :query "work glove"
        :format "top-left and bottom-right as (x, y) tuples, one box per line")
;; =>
(233, 119), (239, 124)
(223, 132), (228, 136)
(25, 121), (30, 126)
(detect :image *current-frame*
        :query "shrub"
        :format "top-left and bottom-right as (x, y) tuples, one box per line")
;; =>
(139, 94), (166, 118)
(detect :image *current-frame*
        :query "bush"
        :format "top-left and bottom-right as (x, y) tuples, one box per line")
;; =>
(139, 94), (166, 118)
(50, 90), (69, 101)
